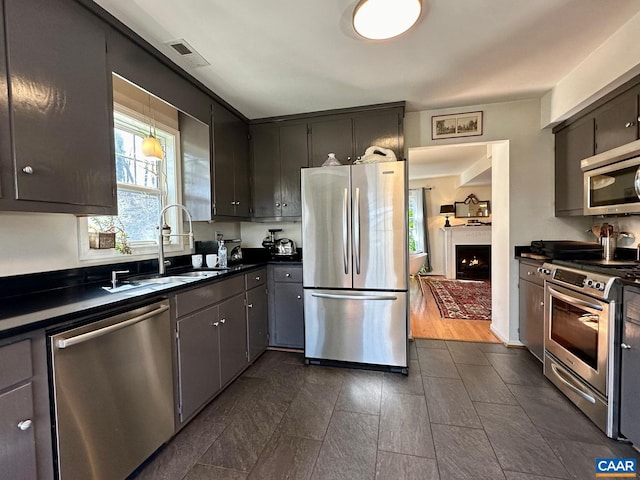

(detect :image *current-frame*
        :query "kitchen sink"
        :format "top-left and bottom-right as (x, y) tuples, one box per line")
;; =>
(102, 271), (220, 294)
(175, 271), (219, 278)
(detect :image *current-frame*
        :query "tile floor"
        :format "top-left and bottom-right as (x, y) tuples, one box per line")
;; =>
(130, 340), (639, 480)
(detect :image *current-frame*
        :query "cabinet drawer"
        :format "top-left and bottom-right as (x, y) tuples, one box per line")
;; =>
(175, 276), (245, 318)
(519, 262), (544, 287)
(272, 265), (302, 283)
(245, 268), (267, 289)
(0, 340), (32, 390)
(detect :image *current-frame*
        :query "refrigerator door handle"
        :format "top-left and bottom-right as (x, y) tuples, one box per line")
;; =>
(311, 293), (398, 301)
(354, 187), (361, 275)
(342, 188), (349, 275)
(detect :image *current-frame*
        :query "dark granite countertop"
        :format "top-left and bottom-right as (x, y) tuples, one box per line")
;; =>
(0, 262), (267, 339)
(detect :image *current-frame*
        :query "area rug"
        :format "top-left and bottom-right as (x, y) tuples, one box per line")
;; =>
(420, 277), (491, 320)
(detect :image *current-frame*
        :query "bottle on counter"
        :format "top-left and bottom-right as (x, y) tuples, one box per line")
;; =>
(218, 240), (227, 268)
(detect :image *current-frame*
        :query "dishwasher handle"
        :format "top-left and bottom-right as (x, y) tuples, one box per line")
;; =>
(56, 303), (170, 349)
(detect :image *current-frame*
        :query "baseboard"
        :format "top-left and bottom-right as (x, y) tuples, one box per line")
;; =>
(489, 323), (524, 347)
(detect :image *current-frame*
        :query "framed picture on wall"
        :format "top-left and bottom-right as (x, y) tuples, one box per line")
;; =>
(432, 111), (483, 140)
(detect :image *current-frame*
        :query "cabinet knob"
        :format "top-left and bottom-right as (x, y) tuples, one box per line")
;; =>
(247, 303), (253, 308)
(22, 166), (34, 174)
(527, 271), (533, 276)
(231, 201), (236, 205)
(276, 202), (281, 208)
(285, 273), (291, 277)
(236, 201), (240, 205)
(212, 321), (219, 327)
(17, 420), (32, 431)
(540, 301), (544, 307)
(622, 343), (632, 350)
(255, 276), (260, 281)
(220, 318), (226, 324)
(283, 203), (287, 207)
(625, 121), (635, 128)
(297, 295), (301, 299)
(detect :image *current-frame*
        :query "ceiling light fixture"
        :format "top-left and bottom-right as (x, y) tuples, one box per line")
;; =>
(141, 94), (164, 162)
(352, 0), (422, 40)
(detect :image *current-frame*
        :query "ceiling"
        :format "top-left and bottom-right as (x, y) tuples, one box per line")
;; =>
(409, 143), (491, 184)
(94, 0), (640, 120)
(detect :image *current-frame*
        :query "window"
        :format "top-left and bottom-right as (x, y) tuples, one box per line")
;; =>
(408, 188), (425, 253)
(81, 104), (181, 258)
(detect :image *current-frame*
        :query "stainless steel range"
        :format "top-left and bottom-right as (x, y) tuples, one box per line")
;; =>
(539, 262), (622, 438)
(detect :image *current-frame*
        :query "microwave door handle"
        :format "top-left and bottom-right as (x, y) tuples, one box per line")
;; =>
(635, 166), (640, 199)
(547, 286), (604, 311)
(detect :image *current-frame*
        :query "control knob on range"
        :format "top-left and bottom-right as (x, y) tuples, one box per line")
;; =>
(585, 279), (594, 287)
(537, 267), (551, 275)
(594, 282), (605, 291)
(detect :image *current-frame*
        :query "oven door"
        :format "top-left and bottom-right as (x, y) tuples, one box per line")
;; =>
(544, 282), (610, 395)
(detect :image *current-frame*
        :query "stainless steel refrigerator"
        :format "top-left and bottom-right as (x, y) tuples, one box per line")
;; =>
(301, 161), (408, 372)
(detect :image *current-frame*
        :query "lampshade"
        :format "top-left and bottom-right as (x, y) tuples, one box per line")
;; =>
(439, 204), (455, 216)
(142, 134), (164, 162)
(353, 0), (422, 40)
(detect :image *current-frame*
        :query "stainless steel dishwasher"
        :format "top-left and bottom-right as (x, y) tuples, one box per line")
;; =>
(49, 300), (174, 480)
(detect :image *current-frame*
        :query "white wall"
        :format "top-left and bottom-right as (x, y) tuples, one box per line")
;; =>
(541, 11), (640, 126)
(409, 177), (491, 276)
(240, 221), (302, 248)
(405, 98), (592, 344)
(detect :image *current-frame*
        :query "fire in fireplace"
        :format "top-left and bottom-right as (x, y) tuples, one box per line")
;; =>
(456, 244), (491, 280)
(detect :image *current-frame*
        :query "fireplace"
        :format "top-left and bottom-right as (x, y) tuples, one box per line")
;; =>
(456, 244), (491, 280)
(442, 225), (491, 279)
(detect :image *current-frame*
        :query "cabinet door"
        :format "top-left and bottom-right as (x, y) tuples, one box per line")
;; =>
(554, 117), (594, 216)
(0, 383), (37, 480)
(353, 110), (402, 161)
(6, 0), (116, 212)
(518, 279), (544, 362)
(621, 290), (640, 445)
(279, 123), (308, 217)
(219, 294), (248, 386)
(213, 115), (236, 217)
(176, 305), (221, 422)
(233, 120), (251, 217)
(247, 285), (268, 362)
(273, 282), (304, 348)
(309, 116), (353, 166)
(594, 87), (639, 154)
(251, 124), (281, 217)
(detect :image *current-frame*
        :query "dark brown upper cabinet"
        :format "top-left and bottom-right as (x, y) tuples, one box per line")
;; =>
(309, 115), (353, 167)
(554, 116), (595, 217)
(1, 0), (116, 214)
(594, 86), (640, 154)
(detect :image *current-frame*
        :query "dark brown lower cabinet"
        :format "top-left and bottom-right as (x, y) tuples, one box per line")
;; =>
(268, 265), (304, 349)
(219, 294), (248, 387)
(247, 284), (268, 362)
(518, 261), (544, 362)
(621, 287), (640, 446)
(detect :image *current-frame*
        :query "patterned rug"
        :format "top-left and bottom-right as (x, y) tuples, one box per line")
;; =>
(420, 277), (491, 320)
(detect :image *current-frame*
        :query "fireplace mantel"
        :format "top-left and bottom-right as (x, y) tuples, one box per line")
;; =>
(442, 226), (492, 279)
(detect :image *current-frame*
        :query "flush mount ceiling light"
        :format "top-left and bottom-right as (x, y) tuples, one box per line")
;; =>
(353, 0), (422, 40)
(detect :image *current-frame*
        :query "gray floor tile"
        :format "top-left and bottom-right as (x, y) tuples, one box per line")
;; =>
(547, 438), (620, 480)
(199, 386), (290, 472)
(603, 438), (640, 460)
(475, 402), (570, 478)
(247, 434), (322, 480)
(335, 369), (383, 415)
(185, 464), (248, 480)
(423, 376), (482, 428)
(197, 377), (266, 425)
(279, 381), (341, 440)
(305, 365), (347, 388)
(504, 472), (567, 480)
(415, 339), (447, 349)
(375, 451), (439, 480)
(445, 341), (490, 365)
(471, 342), (521, 355)
(379, 392), (434, 458)
(417, 348), (460, 379)
(311, 411), (379, 480)
(457, 364), (518, 405)
(382, 360), (424, 395)
(409, 342), (418, 360)
(132, 420), (227, 480)
(484, 352), (548, 387)
(508, 383), (603, 443)
(431, 423), (505, 480)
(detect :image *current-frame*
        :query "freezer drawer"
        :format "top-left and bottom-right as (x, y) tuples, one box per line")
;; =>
(304, 289), (407, 368)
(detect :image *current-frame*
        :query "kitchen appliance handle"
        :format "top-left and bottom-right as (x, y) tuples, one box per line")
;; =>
(547, 286), (603, 312)
(550, 363), (596, 404)
(311, 293), (397, 301)
(342, 188), (349, 275)
(56, 304), (170, 349)
(635, 166), (640, 200)
(354, 187), (361, 275)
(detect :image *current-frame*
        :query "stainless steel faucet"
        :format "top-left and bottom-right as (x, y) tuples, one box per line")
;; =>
(111, 270), (130, 289)
(158, 204), (194, 275)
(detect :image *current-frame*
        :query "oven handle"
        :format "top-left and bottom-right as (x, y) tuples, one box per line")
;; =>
(550, 363), (596, 404)
(56, 304), (170, 349)
(547, 286), (603, 312)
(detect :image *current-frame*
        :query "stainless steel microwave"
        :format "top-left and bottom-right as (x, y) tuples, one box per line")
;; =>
(582, 139), (640, 215)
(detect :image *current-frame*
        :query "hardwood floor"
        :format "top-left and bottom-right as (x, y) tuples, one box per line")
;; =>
(409, 275), (500, 343)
